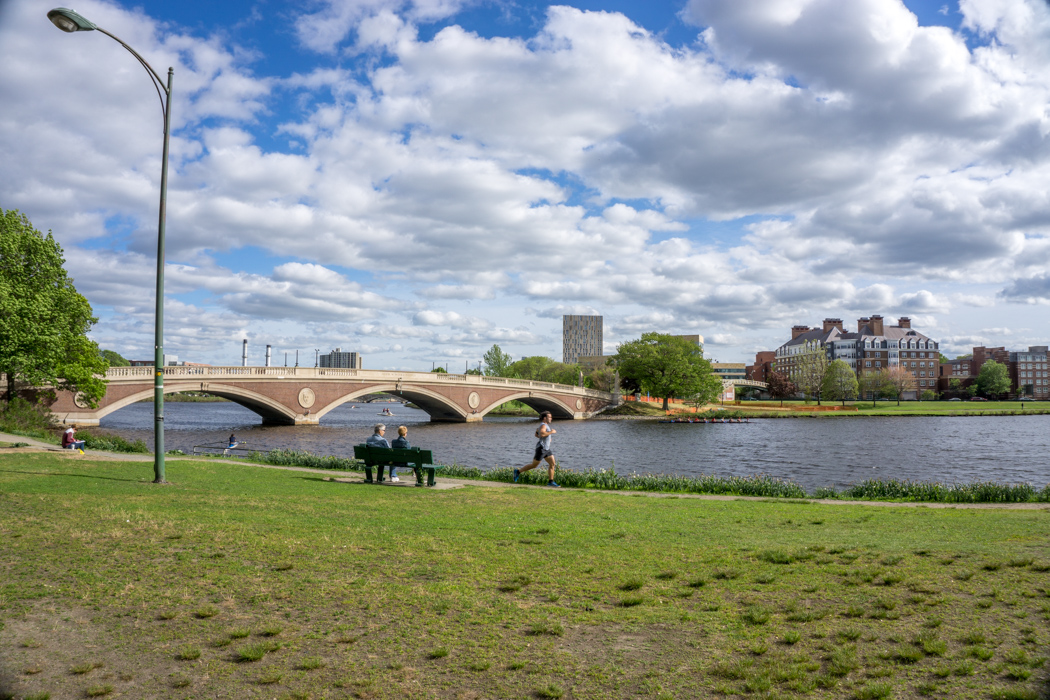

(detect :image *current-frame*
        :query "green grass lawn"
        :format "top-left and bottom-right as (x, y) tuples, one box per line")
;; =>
(1, 453), (1049, 700)
(851, 401), (1044, 416)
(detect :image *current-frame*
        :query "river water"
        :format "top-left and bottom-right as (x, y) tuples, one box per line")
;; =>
(98, 402), (1050, 491)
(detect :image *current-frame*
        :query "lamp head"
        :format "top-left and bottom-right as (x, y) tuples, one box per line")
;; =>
(47, 8), (97, 32)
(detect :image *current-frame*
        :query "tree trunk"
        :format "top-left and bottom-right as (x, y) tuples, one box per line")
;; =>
(662, 396), (669, 411)
(4, 373), (14, 404)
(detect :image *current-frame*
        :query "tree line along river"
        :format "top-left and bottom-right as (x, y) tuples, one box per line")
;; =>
(95, 401), (1050, 493)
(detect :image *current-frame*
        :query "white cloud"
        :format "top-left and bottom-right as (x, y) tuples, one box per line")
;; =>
(3, 0), (1050, 369)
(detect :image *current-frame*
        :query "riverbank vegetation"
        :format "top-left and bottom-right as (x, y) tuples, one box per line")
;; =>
(1, 452), (1048, 700)
(246, 448), (1050, 504)
(486, 399), (538, 416)
(0, 398), (148, 453)
(659, 400), (1050, 418)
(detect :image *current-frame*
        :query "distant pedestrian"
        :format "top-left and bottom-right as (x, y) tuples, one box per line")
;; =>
(514, 411), (559, 487)
(366, 423), (398, 482)
(62, 425), (85, 453)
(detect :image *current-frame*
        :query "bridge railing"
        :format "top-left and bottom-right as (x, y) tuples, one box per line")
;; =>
(102, 366), (614, 400)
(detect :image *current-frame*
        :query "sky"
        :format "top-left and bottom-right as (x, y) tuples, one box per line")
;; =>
(1, 0), (1049, 369)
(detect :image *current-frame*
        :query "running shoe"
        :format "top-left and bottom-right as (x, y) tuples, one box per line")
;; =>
(513, 469), (520, 483)
(389, 476), (400, 483)
(548, 481), (560, 488)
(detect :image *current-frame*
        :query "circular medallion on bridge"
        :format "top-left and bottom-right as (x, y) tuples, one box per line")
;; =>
(298, 388), (316, 409)
(73, 392), (90, 409)
(575, 398), (583, 410)
(467, 391), (481, 409)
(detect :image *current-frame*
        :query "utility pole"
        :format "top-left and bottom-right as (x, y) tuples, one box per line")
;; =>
(295, 350), (299, 367)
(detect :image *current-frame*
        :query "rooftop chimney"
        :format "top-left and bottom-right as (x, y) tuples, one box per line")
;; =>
(870, 315), (884, 336)
(858, 317), (870, 333)
(898, 317), (911, 329)
(791, 325), (811, 340)
(822, 318), (844, 333)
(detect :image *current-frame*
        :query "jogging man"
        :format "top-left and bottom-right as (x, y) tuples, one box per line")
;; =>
(514, 411), (559, 487)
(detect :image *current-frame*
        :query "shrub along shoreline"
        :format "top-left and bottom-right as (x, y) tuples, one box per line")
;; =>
(248, 448), (1050, 504)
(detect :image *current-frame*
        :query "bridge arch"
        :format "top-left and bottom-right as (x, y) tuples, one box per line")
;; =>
(475, 392), (576, 420)
(91, 383), (299, 424)
(313, 384), (468, 423)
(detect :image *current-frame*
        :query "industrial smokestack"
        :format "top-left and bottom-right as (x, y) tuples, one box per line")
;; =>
(265, 344), (271, 367)
(242, 339), (248, 367)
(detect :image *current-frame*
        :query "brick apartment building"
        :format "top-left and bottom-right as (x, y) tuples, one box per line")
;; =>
(938, 345), (1049, 399)
(747, 351), (775, 382)
(772, 315), (940, 399)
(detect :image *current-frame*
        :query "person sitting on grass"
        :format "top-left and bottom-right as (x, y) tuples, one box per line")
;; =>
(366, 423), (398, 482)
(62, 425), (85, 453)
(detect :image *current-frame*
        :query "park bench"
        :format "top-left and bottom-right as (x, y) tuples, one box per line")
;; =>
(352, 445), (438, 487)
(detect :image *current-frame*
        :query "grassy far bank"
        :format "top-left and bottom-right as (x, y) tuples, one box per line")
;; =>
(1, 454), (1049, 700)
(657, 400), (1050, 419)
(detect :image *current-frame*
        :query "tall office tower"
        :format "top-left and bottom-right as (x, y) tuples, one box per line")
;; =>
(319, 348), (363, 369)
(563, 315), (603, 364)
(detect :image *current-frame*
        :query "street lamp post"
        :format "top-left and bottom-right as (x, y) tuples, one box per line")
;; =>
(48, 7), (172, 484)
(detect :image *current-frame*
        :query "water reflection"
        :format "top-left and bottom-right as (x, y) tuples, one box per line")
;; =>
(99, 402), (1050, 492)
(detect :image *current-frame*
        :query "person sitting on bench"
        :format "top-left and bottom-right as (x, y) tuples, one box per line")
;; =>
(366, 423), (398, 482)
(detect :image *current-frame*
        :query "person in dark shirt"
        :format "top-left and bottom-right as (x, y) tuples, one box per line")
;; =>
(365, 424), (398, 482)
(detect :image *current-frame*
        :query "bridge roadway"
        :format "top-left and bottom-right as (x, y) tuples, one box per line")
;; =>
(48, 366), (619, 426)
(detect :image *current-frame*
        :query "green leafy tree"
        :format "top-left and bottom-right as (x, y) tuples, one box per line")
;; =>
(688, 373), (725, 410)
(920, 389), (938, 401)
(612, 333), (713, 411)
(0, 209), (107, 405)
(947, 377), (963, 397)
(939, 353), (950, 364)
(540, 362), (582, 386)
(464, 367), (482, 376)
(975, 360), (1010, 398)
(586, 365), (617, 392)
(507, 355), (553, 380)
(101, 349), (130, 367)
(430, 366), (447, 373)
(482, 344), (513, 377)
(766, 371), (798, 407)
(821, 360), (859, 406)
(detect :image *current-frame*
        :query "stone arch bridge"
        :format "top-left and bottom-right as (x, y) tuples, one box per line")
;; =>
(49, 366), (618, 426)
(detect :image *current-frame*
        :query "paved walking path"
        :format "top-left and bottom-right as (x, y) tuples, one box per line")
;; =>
(3, 431), (1048, 509)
